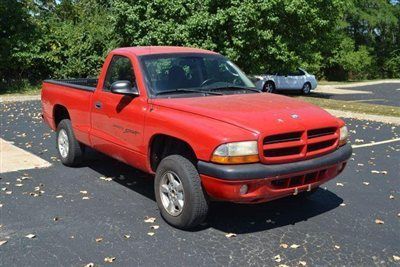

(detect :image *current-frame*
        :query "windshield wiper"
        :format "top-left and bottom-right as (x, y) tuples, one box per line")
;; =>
(155, 88), (223, 96)
(208, 86), (261, 93)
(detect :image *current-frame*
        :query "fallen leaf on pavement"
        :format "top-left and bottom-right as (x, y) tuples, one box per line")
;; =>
(225, 233), (237, 238)
(100, 176), (113, 182)
(290, 244), (300, 249)
(375, 219), (384, 224)
(144, 217), (156, 223)
(25, 234), (36, 239)
(299, 261), (307, 266)
(274, 255), (281, 263)
(104, 257), (116, 263)
(280, 243), (288, 249)
(95, 237), (103, 242)
(393, 255), (400, 261)
(0, 240), (7, 246)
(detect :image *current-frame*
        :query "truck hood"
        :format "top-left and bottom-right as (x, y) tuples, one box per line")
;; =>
(152, 93), (340, 134)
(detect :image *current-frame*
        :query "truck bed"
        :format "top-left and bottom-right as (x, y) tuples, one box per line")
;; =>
(44, 78), (98, 92)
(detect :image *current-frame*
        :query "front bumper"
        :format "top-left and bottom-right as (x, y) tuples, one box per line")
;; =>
(198, 143), (352, 203)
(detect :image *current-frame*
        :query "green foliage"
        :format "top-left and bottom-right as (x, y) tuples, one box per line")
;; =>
(1, 0), (399, 93)
(0, 0), (35, 83)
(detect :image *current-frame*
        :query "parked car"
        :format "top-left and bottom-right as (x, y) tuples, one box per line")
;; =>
(41, 46), (351, 229)
(254, 68), (317, 94)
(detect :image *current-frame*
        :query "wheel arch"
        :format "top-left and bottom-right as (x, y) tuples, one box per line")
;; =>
(148, 134), (198, 172)
(53, 104), (70, 128)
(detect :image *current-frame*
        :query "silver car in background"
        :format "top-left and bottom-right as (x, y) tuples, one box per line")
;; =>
(254, 68), (317, 94)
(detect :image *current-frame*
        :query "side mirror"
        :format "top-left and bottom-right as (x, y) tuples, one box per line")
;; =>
(110, 80), (139, 96)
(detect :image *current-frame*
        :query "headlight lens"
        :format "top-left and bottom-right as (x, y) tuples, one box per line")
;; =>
(339, 126), (349, 146)
(211, 141), (259, 164)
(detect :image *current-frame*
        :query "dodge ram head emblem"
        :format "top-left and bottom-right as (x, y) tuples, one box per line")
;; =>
(291, 114), (299, 119)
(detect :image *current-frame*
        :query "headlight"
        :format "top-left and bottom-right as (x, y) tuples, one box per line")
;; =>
(211, 141), (259, 164)
(339, 126), (348, 146)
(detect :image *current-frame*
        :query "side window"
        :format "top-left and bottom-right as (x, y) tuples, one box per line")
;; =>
(103, 56), (135, 91)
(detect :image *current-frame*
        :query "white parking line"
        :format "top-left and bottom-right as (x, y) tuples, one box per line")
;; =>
(0, 138), (51, 173)
(352, 138), (400, 149)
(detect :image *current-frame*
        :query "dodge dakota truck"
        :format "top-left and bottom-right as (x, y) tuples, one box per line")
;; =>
(41, 46), (352, 229)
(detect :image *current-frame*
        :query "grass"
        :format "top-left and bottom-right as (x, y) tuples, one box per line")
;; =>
(296, 96), (400, 117)
(0, 81), (41, 96)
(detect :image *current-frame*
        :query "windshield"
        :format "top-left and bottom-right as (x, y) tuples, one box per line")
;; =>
(140, 53), (256, 96)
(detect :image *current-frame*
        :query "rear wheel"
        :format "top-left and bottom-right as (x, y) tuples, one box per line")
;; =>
(56, 119), (84, 166)
(263, 81), (275, 93)
(302, 83), (311, 94)
(154, 155), (208, 229)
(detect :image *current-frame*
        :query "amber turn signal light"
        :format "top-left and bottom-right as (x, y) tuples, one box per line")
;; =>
(211, 154), (259, 164)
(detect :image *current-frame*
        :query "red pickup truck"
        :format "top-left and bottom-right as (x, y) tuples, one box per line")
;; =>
(41, 46), (351, 229)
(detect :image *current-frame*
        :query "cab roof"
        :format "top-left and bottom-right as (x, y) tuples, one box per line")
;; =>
(111, 46), (219, 56)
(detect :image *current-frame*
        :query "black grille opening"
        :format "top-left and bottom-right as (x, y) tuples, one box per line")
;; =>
(304, 172), (318, 183)
(308, 140), (336, 152)
(289, 176), (303, 187)
(271, 178), (289, 188)
(264, 146), (303, 157)
(308, 127), (336, 139)
(264, 132), (303, 145)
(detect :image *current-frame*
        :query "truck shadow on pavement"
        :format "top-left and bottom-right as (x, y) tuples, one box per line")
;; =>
(84, 149), (343, 234)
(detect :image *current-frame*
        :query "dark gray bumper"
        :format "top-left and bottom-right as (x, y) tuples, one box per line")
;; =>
(197, 143), (352, 180)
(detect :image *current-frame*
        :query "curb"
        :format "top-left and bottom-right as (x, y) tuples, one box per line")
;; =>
(0, 95), (41, 103)
(326, 109), (400, 125)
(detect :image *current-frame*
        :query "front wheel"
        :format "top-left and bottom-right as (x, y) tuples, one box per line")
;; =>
(154, 155), (208, 229)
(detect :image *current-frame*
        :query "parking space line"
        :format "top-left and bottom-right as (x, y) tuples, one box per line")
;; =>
(352, 138), (400, 149)
(0, 138), (51, 173)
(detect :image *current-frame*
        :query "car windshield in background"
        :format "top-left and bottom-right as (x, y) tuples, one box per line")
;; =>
(140, 53), (257, 96)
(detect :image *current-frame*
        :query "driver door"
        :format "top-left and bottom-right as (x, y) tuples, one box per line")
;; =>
(90, 55), (147, 157)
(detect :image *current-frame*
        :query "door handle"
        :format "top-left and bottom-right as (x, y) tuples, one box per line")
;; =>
(95, 101), (102, 109)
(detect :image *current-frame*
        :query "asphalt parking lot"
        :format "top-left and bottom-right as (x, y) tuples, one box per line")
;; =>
(1, 100), (399, 266)
(315, 82), (400, 107)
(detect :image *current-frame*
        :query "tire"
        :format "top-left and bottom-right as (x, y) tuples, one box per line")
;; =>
(56, 119), (84, 166)
(263, 81), (275, 93)
(302, 82), (311, 94)
(154, 155), (208, 229)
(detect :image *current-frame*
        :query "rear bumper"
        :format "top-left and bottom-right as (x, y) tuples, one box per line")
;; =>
(198, 144), (352, 203)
